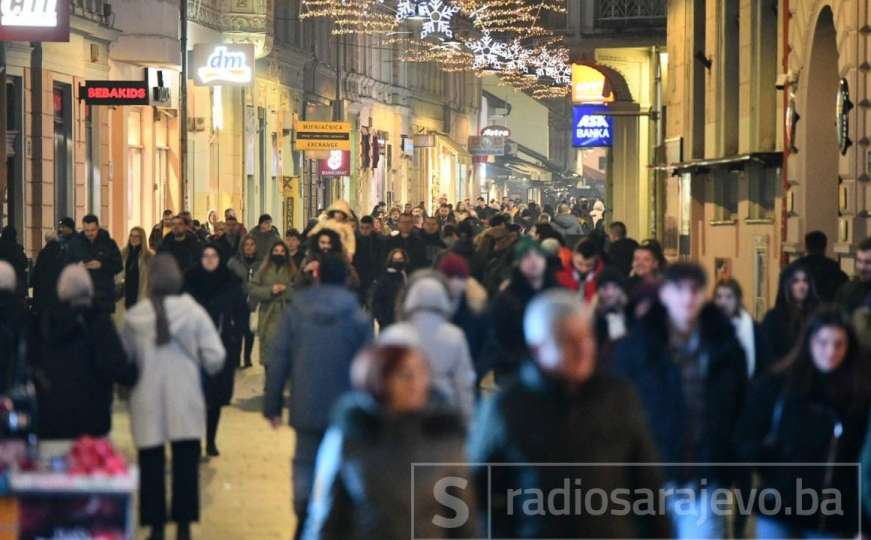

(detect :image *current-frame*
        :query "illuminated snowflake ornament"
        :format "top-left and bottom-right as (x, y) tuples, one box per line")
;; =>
(467, 32), (510, 72)
(419, 0), (461, 39)
(395, 0), (420, 21)
(502, 40), (532, 74)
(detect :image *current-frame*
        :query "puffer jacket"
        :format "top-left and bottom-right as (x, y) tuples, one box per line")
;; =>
(302, 392), (475, 540)
(550, 213), (585, 238)
(378, 277), (475, 423)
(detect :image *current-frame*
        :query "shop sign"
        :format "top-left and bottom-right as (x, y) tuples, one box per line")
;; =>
(572, 65), (615, 104)
(0, 0), (70, 42)
(80, 80), (150, 106)
(836, 78), (853, 156)
(468, 135), (506, 156)
(193, 44), (255, 87)
(572, 105), (613, 148)
(413, 134), (435, 148)
(319, 150), (351, 176)
(481, 125), (511, 138)
(294, 121), (352, 151)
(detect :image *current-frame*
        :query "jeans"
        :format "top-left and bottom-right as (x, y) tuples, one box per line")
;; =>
(756, 517), (839, 539)
(292, 430), (325, 540)
(664, 481), (729, 539)
(138, 440), (201, 527)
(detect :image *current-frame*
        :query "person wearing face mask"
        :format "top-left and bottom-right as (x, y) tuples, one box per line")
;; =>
(184, 244), (249, 457)
(469, 291), (670, 539)
(301, 344), (475, 540)
(737, 309), (871, 539)
(368, 249), (409, 331)
(613, 263), (747, 539)
(249, 241), (297, 368)
(762, 264), (820, 366)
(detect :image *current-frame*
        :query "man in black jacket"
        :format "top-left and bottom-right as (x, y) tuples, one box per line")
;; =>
(606, 221), (638, 278)
(352, 215), (384, 304)
(385, 213), (427, 272)
(470, 290), (671, 539)
(80, 214), (123, 314)
(794, 230), (847, 303)
(158, 215), (202, 273)
(613, 263), (747, 538)
(835, 237), (871, 315)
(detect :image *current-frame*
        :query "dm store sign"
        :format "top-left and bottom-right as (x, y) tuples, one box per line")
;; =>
(572, 105), (613, 148)
(192, 44), (255, 87)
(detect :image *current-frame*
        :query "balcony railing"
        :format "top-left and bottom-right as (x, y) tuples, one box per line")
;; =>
(597, 0), (666, 25)
(70, 0), (113, 26)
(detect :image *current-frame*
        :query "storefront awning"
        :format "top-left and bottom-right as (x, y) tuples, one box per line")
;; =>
(650, 152), (783, 174)
(430, 131), (471, 162)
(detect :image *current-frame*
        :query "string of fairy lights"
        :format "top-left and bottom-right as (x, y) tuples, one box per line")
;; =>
(299, 0), (571, 98)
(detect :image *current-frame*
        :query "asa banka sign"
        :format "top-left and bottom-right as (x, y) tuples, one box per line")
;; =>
(193, 44), (255, 87)
(81, 80), (150, 106)
(572, 105), (613, 148)
(0, 0), (70, 42)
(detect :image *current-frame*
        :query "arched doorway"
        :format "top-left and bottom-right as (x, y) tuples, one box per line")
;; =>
(800, 6), (839, 253)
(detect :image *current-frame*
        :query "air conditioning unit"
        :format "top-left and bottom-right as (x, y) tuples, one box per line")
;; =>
(189, 117), (206, 132)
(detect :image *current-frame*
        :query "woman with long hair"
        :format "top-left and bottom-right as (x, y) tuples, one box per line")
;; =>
(713, 278), (772, 377)
(120, 226), (154, 311)
(122, 254), (225, 540)
(184, 244), (249, 457)
(761, 263), (820, 364)
(249, 241), (296, 366)
(737, 308), (871, 538)
(228, 234), (260, 369)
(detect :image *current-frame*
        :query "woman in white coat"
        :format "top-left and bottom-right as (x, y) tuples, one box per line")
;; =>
(121, 254), (225, 540)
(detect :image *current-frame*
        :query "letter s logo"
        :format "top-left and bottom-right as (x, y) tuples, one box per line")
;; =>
(432, 476), (470, 529)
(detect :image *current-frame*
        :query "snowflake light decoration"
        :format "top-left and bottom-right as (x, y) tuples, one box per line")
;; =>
(395, 0), (420, 21)
(419, 0), (461, 39)
(467, 32), (510, 72)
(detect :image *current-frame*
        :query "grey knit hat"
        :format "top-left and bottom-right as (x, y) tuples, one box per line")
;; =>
(0, 261), (15, 292)
(147, 253), (183, 296)
(57, 264), (94, 305)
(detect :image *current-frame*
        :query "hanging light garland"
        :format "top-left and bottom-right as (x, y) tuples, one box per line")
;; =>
(302, 0), (571, 97)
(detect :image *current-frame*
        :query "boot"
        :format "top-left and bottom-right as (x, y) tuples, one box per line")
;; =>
(206, 443), (219, 457)
(177, 522), (192, 540)
(147, 525), (165, 540)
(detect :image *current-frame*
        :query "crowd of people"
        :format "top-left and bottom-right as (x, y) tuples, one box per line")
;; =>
(1, 194), (871, 538)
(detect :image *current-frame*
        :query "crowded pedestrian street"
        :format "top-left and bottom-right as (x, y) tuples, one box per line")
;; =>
(4, 0), (871, 539)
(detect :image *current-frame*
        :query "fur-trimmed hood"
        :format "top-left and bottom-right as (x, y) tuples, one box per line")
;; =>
(332, 391), (465, 442)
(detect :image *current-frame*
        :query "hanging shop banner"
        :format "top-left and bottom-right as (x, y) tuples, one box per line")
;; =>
(468, 135), (506, 156)
(0, 0), (70, 42)
(480, 125), (511, 138)
(572, 105), (613, 148)
(294, 121), (352, 151)
(80, 80), (150, 106)
(572, 65), (615, 104)
(192, 43), (255, 87)
(319, 150), (351, 176)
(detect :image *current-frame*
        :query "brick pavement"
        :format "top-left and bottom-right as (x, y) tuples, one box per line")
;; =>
(110, 366), (297, 540)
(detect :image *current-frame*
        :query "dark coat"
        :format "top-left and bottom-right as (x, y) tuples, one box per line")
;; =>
(33, 304), (137, 439)
(184, 264), (249, 407)
(80, 229), (123, 313)
(302, 393), (475, 540)
(0, 293), (33, 394)
(420, 231), (446, 266)
(0, 227), (28, 298)
(449, 238), (478, 277)
(157, 232), (202, 273)
(835, 278), (871, 316)
(263, 285), (373, 432)
(478, 269), (554, 383)
(208, 234), (236, 262)
(794, 254), (848, 303)
(368, 269), (406, 329)
(353, 232), (385, 298)
(385, 233), (428, 272)
(468, 363), (672, 539)
(606, 237), (639, 278)
(761, 306), (806, 364)
(31, 235), (87, 315)
(736, 370), (871, 536)
(612, 303), (747, 483)
(148, 223), (167, 251)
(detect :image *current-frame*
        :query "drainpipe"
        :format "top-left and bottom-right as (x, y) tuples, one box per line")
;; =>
(180, 0), (189, 211)
(780, 0), (789, 270)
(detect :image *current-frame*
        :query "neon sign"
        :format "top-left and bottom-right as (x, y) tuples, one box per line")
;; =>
(0, 0), (68, 41)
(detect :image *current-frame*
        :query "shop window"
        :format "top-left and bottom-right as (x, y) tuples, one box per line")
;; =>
(748, 167), (778, 221)
(53, 83), (74, 222)
(710, 170), (737, 222)
(86, 105), (100, 218)
(155, 115), (169, 214)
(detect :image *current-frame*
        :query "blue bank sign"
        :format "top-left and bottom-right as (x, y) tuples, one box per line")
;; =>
(572, 105), (613, 148)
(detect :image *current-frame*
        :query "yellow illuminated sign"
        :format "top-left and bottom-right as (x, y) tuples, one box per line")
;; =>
(571, 65), (615, 104)
(293, 121), (352, 151)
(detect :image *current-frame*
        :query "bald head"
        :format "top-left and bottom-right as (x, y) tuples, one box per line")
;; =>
(524, 290), (596, 383)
